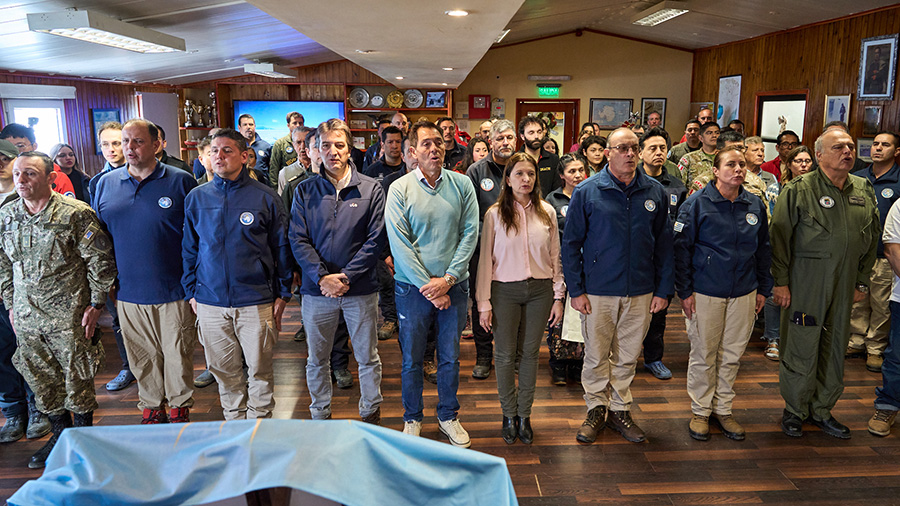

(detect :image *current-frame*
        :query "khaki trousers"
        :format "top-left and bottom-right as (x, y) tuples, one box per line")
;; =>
(685, 292), (756, 416)
(849, 258), (892, 355)
(119, 300), (196, 411)
(197, 303), (276, 420)
(581, 293), (652, 411)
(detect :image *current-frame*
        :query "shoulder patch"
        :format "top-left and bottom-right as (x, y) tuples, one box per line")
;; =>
(674, 221), (684, 233)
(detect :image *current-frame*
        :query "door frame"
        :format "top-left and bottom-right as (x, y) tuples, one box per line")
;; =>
(515, 98), (580, 152)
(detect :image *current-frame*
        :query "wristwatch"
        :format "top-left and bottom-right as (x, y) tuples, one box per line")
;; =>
(856, 283), (869, 294)
(443, 274), (456, 287)
(90, 303), (104, 310)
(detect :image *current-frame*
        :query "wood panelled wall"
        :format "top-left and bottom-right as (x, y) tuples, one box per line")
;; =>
(692, 6), (900, 143)
(0, 73), (171, 176)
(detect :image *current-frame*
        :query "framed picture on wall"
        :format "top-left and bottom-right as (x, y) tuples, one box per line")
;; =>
(590, 98), (633, 129)
(824, 94), (851, 125)
(858, 138), (874, 162)
(863, 105), (883, 135)
(754, 91), (808, 161)
(91, 108), (121, 155)
(717, 74), (742, 125)
(640, 98), (666, 128)
(689, 101), (715, 120)
(858, 34), (898, 101)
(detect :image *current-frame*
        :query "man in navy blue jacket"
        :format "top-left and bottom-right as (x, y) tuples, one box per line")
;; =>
(182, 129), (293, 420)
(290, 119), (387, 423)
(562, 128), (674, 444)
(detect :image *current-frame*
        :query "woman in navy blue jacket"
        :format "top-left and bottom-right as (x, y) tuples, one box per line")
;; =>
(674, 146), (773, 442)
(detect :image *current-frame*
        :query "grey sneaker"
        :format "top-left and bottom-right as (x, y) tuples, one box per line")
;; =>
(439, 418), (471, 448)
(334, 368), (353, 389)
(0, 414), (26, 443)
(26, 405), (51, 439)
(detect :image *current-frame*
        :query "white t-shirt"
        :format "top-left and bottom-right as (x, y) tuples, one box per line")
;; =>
(881, 198), (900, 302)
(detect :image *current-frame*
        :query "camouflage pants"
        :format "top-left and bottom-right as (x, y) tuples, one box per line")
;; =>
(12, 322), (104, 416)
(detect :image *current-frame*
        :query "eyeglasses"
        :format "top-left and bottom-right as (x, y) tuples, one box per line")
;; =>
(779, 142), (800, 149)
(608, 144), (639, 154)
(793, 158), (813, 166)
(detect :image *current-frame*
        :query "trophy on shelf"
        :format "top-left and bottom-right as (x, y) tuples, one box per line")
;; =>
(209, 91), (218, 127)
(205, 105), (216, 128)
(192, 102), (205, 128)
(183, 99), (194, 127)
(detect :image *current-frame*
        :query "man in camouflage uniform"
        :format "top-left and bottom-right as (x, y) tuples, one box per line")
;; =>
(684, 130), (769, 207)
(268, 111), (304, 188)
(0, 152), (116, 469)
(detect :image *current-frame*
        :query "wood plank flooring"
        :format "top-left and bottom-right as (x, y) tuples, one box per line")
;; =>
(2, 300), (899, 505)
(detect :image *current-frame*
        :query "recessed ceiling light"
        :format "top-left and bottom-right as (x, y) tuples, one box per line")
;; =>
(355, 49), (375, 54)
(443, 67), (453, 71)
(396, 76), (404, 80)
(445, 10), (468, 17)
(442, 83), (448, 86)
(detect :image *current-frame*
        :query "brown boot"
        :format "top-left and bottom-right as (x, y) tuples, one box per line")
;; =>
(712, 413), (745, 440)
(689, 414), (709, 441)
(867, 354), (884, 373)
(575, 406), (606, 444)
(868, 409), (897, 436)
(607, 410), (646, 443)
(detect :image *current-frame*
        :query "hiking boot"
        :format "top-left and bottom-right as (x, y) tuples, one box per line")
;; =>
(26, 404), (51, 439)
(333, 368), (353, 389)
(377, 321), (397, 341)
(867, 354), (884, 373)
(141, 408), (169, 424)
(575, 406), (606, 443)
(689, 414), (710, 441)
(438, 418), (471, 448)
(712, 413), (745, 441)
(550, 367), (567, 386)
(423, 361), (438, 384)
(0, 414), (25, 443)
(361, 407), (381, 425)
(607, 410), (646, 443)
(472, 358), (492, 379)
(868, 409), (897, 437)
(169, 407), (190, 423)
(845, 346), (866, 359)
(28, 412), (71, 469)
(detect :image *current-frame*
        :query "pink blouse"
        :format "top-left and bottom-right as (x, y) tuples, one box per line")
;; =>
(476, 200), (565, 311)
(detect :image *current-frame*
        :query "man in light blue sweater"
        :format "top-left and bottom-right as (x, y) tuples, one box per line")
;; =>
(385, 121), (479, 447)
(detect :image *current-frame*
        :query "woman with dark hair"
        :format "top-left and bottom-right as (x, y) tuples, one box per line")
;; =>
(461, 137), (489, 173)
(477, 151), (565, 445)
(544, 153), (587, 385)
(579, 135), (608, 175)
(569, 123), (595, 153)
(50, 143), (91, 203)
(781, 146), (814, 185)
(543, 137), (559, 156)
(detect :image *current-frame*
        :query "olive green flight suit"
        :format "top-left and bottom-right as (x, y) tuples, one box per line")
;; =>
(770, 169), (879, 421)
(268, 134), (298, 188)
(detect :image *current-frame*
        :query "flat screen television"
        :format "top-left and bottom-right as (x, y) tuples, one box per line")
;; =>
(233, 100), (345, 145)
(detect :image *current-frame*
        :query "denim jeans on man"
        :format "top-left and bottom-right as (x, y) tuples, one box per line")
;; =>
(396, 280), (468, 422)
(0, 302), (33, 418)
(875, 301), (900, 412)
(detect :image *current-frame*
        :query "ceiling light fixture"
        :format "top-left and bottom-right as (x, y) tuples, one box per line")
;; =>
(443, 67), (454, 71)
(445, 10), (469, 17)
(27, 10), (185, 53)
(396, 76), (404, 80)
(631, 1), (689, 26)
(243, 63), (298, 79)
(442, 83), (448, 86)
(355, 49), (375, 54)
(494, 29), (510, 44)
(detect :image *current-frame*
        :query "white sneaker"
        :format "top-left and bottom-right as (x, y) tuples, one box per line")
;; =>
(438, 418), (471, 448)
(402, 420), (422, 436)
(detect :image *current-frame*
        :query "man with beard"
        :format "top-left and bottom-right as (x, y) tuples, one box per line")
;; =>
(518, 116), (560, 196)
(437, 117), (466, 172)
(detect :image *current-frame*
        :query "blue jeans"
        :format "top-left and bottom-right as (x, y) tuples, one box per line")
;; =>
(0, 301), (34, 418)
(875, 301), (900, 411)
(763, 296), (780, 343)
(396, 280), (468, 422)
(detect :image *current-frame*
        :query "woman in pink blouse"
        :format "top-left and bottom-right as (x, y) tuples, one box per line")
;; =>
(477, 152), (565, 445)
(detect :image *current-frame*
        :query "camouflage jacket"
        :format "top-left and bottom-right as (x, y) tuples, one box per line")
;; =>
(0, 193), (116, 327)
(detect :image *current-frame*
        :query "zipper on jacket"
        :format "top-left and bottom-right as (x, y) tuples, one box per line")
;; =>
(223, 184), (232, 307)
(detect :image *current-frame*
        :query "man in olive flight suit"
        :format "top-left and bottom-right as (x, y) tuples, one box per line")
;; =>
(0, 152), (117, 468)
(770, 129), (880, 439)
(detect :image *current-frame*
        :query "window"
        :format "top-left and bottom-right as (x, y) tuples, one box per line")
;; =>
(2, 99), (68, 150)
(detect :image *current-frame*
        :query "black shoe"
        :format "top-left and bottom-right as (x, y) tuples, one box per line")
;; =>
(0, 414), (26, 443)
(26, 404), (51, 439)
(334, 368), (353, 389)
(550, 367), (567, 386)
(501, 416), (518, 444)
(72, 411), (93, 428)
(28, 412), (71, 469)
(607, 410), (646, 443)
(567, 364), (582, 384)
(810, 415), (851, 439)
(472, 359), (492, 380)
(293, 326), (306, 342)
(576, 406), (606, 443)
(361, 407), (381, 426)
(781, 409), (803, 437)
(518, 416), (534, 444)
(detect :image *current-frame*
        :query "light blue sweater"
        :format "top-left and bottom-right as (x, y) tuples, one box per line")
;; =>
(385, 170), (479, 288)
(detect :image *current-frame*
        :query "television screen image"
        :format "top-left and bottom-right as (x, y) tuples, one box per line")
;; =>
(233, 100), (345, 145)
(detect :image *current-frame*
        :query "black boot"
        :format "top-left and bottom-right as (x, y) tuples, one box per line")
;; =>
(72, 411), (93, 427)
(28, 412), (72, 469)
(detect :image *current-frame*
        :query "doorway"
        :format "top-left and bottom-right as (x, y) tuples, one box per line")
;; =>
(515, 99), (579, 154)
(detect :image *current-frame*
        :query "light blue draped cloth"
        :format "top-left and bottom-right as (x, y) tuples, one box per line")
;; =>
(9, 419), (518, 506)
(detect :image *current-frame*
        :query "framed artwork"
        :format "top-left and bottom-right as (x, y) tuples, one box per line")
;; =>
(640, 98), (666, 128)
(754, 91), (808, 161)
(863, 105), (883, 136)
(690, 101), (715, 119)
(91, 108), (121, 155)
(589, 98), (633, 129)
(858, 34), (898, 101)
(425, 91), (446, 108)
(858, 138), (874, 162)
(824, 94), (851, 125)
(717, 74), (742, 125)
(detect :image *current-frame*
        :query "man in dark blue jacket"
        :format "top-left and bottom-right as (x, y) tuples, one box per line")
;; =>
(182, 128), (292, 420)
(562, 128), (674, 444)
(290, 119), (386, 423)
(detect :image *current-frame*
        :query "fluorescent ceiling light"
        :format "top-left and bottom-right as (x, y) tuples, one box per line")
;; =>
(631, 1), (689, 26)
(27, 10), (185, 53)
(244, 63), (298, 79)
(445, 10), (469, 17)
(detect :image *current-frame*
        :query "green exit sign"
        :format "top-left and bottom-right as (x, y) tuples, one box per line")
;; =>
(537, 85), (559, 98)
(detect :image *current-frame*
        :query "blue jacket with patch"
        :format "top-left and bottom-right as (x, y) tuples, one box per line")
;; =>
(289, 167), (386, 297)
(561, 167), (674, 299)
(182, 169), (293, 308)
(673, 181), (773, 300)
(862, 162), (900, 257)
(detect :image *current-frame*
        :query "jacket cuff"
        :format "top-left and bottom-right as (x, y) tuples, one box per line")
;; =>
(90, 292), (107, 306)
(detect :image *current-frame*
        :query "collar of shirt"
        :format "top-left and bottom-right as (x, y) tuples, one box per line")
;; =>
(415, 167), (443, 190)
(324, 166), (352, 193)
(121, 161), (165, 181)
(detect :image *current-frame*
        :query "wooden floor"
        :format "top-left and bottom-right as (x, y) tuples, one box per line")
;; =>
(2, 300), (900, 505)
